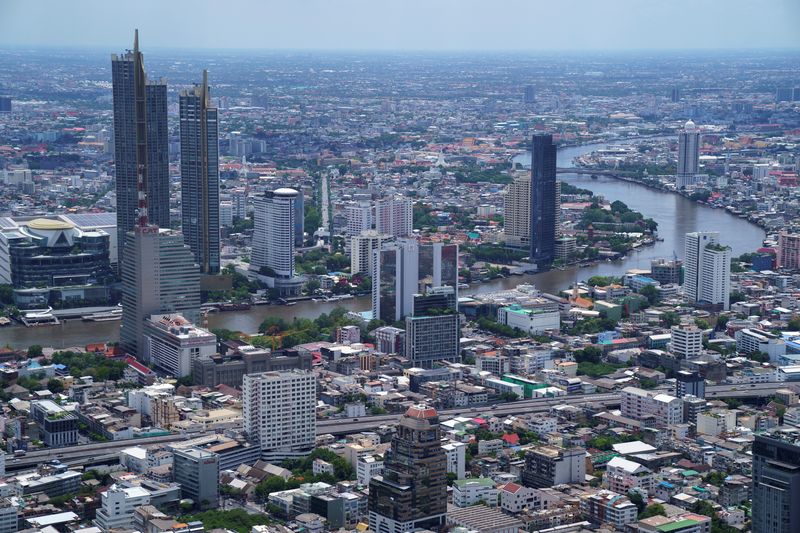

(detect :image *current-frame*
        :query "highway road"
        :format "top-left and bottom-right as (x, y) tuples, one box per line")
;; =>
(6, 381), (792, 472)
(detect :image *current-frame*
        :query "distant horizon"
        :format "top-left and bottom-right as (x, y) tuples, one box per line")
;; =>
(2, 43), (800, 56)
(1, 0), (798, 52)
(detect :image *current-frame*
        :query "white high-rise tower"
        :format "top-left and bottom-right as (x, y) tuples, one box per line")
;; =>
(684, 231), (731, 311)
(252, 188), (299, 288)
(242, 371), (316, 461)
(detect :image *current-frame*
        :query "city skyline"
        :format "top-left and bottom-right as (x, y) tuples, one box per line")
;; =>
(1, 0), (799, 52)
(0, 4), (798, 530)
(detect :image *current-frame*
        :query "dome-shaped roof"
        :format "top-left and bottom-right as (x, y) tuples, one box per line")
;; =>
(27, 218), (74, 230)
(684, 119), (697, 131)
(273, 187), (299, 197)
(405, 404), (438, 419)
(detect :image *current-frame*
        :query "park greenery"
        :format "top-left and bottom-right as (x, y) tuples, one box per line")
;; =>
(454, 168), (512, 185)
(468, 244), (527, 265)
(573, 346), (626, 377)
(578, 199), (658, 233)
(559, 181), (594, 196)
(180, 509), (270, 533)
(252, 449), (355, 505)
(587, 275), (621, 287)
(51, 351), (127, 381)
(474, 317), (526, 338)
(253, 307), (362, 349)
(206, 264), (263, 303)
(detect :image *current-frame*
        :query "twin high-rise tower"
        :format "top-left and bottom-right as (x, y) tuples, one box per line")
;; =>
(180, 70), (220, 274)
(112, 31), (220, 277)
(113, 31), (217, 357)
(111, 29), (169, 258)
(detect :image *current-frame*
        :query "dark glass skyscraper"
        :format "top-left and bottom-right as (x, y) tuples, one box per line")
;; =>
(529, 134), (557, 266)
(752, 430), (800, 533)
(111, 30), (169, 268)
(180, 70), (220, 274)
(372, 239), (459, 323)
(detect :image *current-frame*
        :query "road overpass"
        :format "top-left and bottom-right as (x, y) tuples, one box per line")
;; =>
(7, 382), (792, 472)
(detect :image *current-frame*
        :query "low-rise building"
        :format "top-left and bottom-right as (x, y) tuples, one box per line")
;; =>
(521, 445), (586, 488)
(621, 386), (682, 428)
(452, 478), (499, 507)
(30, 400), (78, 447)
(603, 456), (654, 495)
(497, 304), (560, 334)
(580, 489), (638, 529)
(94, 485), (151, 531)
(143, 314), (217, 377)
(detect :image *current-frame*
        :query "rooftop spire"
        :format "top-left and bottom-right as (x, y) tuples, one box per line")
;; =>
(134, 28), (139, 55)
(202, 69), (209, 106)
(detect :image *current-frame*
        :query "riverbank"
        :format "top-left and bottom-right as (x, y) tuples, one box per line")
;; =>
(573, 165), (772, 234)
(0, 142), (765, 350)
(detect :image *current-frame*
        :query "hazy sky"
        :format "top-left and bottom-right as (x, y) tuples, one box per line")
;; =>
(1, 0), (798, 52)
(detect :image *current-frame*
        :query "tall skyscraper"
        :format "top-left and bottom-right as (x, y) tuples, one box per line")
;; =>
(523, 85), (536, 105)
(529, 134), (557, 267)
(251, 188), (301, 294)
(111, 31), (169, 268)
(684, 231), (731, 311)
(242, 370), (316, 461)
(778, 231), (800, 270)
(504, 174), (530, 248)
(369, 405), (448, 533)
(346, 203), (373, 237)
(676, 120), (700, 188)
(372, 238), (458, 323)
(405, 286), (460, 368)
(180, 70), (220, 274)
(120, 228), (201, 358)
(294, 192), (305, 248)
(375, 197), (413, 238)
(752, 430), (800, 533)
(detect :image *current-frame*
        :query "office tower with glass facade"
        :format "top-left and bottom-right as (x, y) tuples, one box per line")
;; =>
(752, 430), (800, 533)
(529, 134), (557, 267)
(120, 227), (201, 358)
(111, 31), (169, 267)
(180, 70), (220, 274)
(372, 238), (458, 323)
(172, 447), (219, 510)
(405, 286), (460, 369)
(369, 405), (448, 533)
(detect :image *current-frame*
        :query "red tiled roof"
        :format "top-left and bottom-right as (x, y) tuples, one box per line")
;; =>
(126, 357), (152, 375)
(405, 405), (438, 419)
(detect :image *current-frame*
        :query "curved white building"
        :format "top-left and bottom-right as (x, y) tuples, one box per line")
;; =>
(252, 188), (299, 291)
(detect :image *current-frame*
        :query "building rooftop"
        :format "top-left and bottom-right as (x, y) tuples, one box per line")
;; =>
(453, 477), (496, 489)
(447, 504), (525, 532)
(405, 404), (438, 419)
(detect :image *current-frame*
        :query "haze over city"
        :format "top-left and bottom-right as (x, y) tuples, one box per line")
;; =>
(1, 0), (799, 51)
(1, 2), (800, 533)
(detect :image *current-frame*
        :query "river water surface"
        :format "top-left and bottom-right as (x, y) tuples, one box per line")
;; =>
(0, 140), (765, 349)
